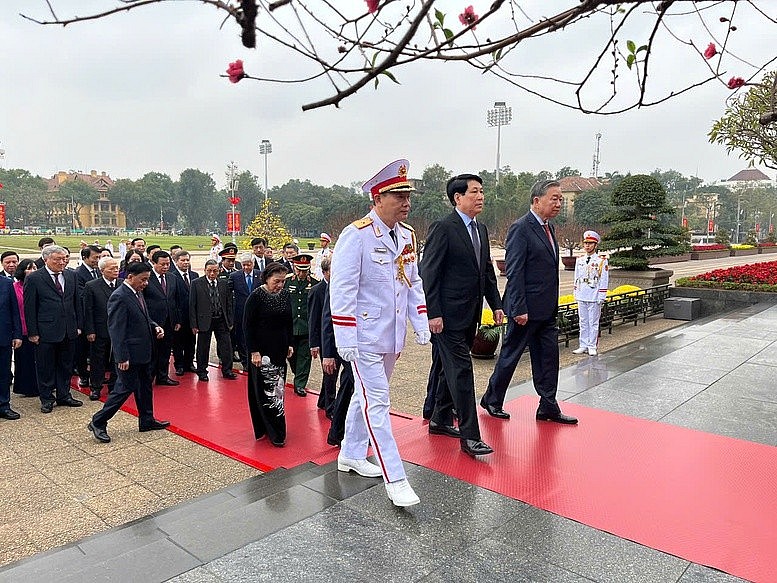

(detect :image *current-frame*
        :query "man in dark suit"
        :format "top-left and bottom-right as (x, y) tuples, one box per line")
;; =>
(23, 245), (83, 413)
(481, 179), (578, 425)
(250, 237), (268, 272)
(308, 257), (333, 415)
(75, 244), (102, 387)
(143, 250), (181, 386)
(83, 257), (121, 401)
(279, 243), (297, 271)
(33, 237), (55, 270)
(421, 173), (504, 457)
(170, 250), (199, 375)
(87, 261), (170, 443)
(190, 260), (236, 381)
(229, 253), (260, 370)
(0, 276), (22, 420)
(1, 251), (18, 279)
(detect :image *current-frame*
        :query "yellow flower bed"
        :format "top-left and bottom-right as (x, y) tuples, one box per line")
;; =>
(730, 244), (755, 250)
(559, 285), (643, 308)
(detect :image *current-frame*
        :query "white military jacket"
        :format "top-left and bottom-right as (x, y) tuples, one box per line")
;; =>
(573, 253), (609, 303)
(329, 209), (429, 354)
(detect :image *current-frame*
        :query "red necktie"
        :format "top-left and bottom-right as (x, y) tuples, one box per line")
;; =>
(543, 222), (554, 249)
(160, 274), (167, 294)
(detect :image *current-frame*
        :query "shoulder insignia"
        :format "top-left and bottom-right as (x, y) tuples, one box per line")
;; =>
(398, 221), (414, 232)
(352, 216), (373, 229)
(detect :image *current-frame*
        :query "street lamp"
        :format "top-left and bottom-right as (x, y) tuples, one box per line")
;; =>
(258, 139), (272, 201)
(226, 161), (239, 244)
(486, 102), (512, 183)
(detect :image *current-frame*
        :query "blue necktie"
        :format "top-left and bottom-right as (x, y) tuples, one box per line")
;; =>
(246, 274), (252, 292)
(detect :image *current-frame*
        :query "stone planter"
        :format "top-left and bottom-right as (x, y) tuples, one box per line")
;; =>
(470, 332), (499, 359)
(561, 255), (577, 271)
(758, 246), (777, 254)
(648, 253), (690, 265)
(307, 242), (316, 251)
(690, 250), (730, 260)
(608, 268), (673, 289)
(730, 248), (758, 257)
(672, 286), (777, 317)
(495, 259), (507, 276)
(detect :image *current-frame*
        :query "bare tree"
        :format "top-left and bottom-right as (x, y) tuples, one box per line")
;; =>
(22, 1), (777, 116)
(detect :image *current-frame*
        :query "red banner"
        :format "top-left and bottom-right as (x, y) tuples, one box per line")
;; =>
(227, 212), (241, 233)
(770, 224), (774, 234)
(708, 220), (714, 232)
(0, 202), (6, 230)
(756, 223), (761, 233)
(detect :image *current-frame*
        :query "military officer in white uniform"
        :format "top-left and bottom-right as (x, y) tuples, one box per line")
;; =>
(572, 230), (609, 356)
(330, 158), (430, 507)
(313, 233), (333, 279)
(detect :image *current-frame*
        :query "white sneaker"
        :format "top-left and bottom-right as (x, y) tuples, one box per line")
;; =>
(588, 347), (598, 356)
(385, 479), (420, 507)
(337, 455), (382, 478)
(572, 347), (587, 354)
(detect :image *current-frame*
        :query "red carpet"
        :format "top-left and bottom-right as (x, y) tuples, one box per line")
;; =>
(396, 395), (777, 583)
(76, 377), (777, 582)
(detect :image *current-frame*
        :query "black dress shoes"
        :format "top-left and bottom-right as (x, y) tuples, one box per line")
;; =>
(174, 368), (184, 377)
(156, 378), (180, 386)
(78, 378), (89, 388)
(0, 408), (20, 420)
(536, 411), (578, 425)
(480, 398), (510, 419)
(40, 402), (54, 413)
(57, 397), (83, 407)
(139, 419), (171, 432)
(222, 371), (238, 380)
(89, 389), (101, 401)
(428, 421), (461, 438)
(198, 373), (209, 382)
(87, 421), (111, 443)
(294, 387), (307, 397)
(185, 366), (198, 373)
(460, 439), (494, 457)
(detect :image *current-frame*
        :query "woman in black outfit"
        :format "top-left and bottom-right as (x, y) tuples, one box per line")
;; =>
(244, 262), (293, 446)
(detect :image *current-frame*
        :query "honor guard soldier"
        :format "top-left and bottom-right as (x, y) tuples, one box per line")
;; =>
(572, 230), (609, 356)
(329, 158), (431, 507)
(284, 254), (319, 396)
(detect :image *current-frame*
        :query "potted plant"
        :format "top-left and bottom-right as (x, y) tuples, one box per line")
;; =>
(554, 222), (585, 270)
(470, 308), (505, 359)
(560, 237), (581, 270)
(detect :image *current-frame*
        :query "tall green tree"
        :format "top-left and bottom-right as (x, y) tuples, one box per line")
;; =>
(555, 166), (581, 179)
(176, 169), (220, 234)
(138, 172), (176, 229)
(573, 186), (615, 226)
(0, 169), (49, 227)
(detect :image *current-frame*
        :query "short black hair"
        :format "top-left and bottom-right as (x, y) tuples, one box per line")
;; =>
(125, 261), (152, 276)
(38, 237), (55, 249)
(445, 174), (482, 205)
(14, 259), (35, 281)
(124, 249), (145, 265)
(151, 250), (171, 263)
(261, 262), (288, 283)
(1, 251), (19, 261)
(169, 244), (182, 252)
(251, 237), (268, 247)
(81, 245), (101, 260)
(130, 237), (146, 246)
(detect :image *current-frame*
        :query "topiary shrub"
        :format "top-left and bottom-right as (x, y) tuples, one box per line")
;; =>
(598, 175), (688, 270)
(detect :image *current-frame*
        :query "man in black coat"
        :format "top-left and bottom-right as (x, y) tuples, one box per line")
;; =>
(83, 257), (122, 400)
(143, 250), (182, 385)
(23, 245), (83, 413)
(190, 260), (236, 381)
(170, 250), (199, 375)
(480, 179), (578, 425)
(229, 252), (260, 370)
(420, 173), (504, 457)
(307, 260), (333, 415)
(88, 261), (170, 443)
(75, 244), (102, 387)
(0, 276), (22, 420)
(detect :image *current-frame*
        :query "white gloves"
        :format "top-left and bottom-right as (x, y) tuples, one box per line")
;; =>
(338, 347), (360, 362)
(415, 330), (431, 345)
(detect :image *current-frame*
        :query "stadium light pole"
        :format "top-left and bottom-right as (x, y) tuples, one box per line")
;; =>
(259, 139), (272, 202)
(486, 101), (512, 183)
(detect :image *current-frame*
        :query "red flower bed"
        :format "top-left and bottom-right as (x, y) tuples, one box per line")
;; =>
(758, 242), (777, 247)
(689, 261), (777, 285)
(692, 244), (728, 251)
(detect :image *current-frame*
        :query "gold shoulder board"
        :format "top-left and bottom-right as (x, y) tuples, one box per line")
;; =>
(398, 221), (414, 232)
(352, 216), (373, 229)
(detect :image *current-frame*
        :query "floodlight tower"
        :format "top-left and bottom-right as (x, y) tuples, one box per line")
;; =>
(486, 102), (512, 183)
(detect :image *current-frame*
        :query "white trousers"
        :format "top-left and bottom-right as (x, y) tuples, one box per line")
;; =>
(342, 351), (405, 484)
(577, 300), (602, 349)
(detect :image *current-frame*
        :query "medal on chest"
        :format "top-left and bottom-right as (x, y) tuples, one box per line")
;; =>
(396, 243), (416, 287)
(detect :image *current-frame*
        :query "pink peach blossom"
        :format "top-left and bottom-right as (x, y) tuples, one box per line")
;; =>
(703, 43), (717, 59)
(727, 76), (745, 89)
(226, 59), (245, 84)
(459, 5), (478, 29)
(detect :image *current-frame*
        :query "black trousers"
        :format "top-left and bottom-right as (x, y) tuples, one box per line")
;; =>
(196, 316), (233, 375)
(481, 317), (560, 415)
(75, 335), (90, 380)
(92, 361), (154, 429)
(34, 338), (76, 405)
(0, 345), (11, 410)
(422, 338), (442, 420)
(172, 321), (196, 370)
(326, 355), (354, 445)
(88, 336), (116, 391)
(154, 321), (174, 381)
(431, 324), (482, 441)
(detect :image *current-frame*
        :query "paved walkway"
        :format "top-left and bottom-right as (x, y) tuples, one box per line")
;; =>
(4, 300), (775, 582)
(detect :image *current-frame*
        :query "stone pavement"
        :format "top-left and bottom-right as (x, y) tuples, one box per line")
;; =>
(5, 300), (774, 582)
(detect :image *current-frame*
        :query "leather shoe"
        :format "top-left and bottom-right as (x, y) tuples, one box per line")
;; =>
(460, 439), (494, 457)
(156, 378), (179, 386)
(40, 402), (54, 413)
(294, 387), (307, 397)
(139, 419), (170, 432)
(536, 411), (578, 424)
(222, 371), (238, 380)
(78, 377), (89, 388)
(480, 398), (510, 419)
(174, 368), (184, 376)
(57, 397), (83, 407)
(89, 389), (101, 401)
(428, 421), (461, 438)
(87, 421), (111, 443)
(197, 373), (209, 382)
(326, 435), (341, 447)
(0, 408), (20, 420)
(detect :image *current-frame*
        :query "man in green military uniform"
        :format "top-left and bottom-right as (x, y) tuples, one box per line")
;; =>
(285, 254), (319, 396)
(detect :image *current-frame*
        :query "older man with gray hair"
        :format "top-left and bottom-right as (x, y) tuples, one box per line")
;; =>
(229, 252), (261, 369)
(23, 244), (83, 413)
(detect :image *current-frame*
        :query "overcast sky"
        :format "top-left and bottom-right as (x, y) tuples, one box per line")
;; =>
(1, 1), (773, 191)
